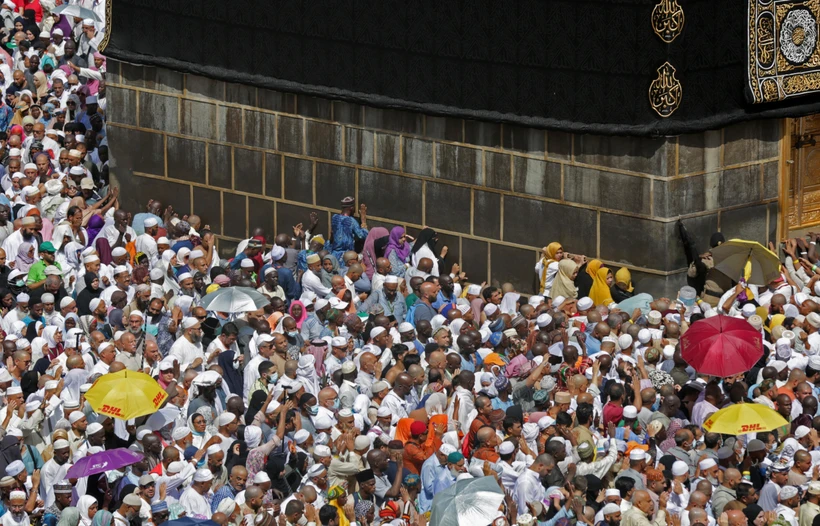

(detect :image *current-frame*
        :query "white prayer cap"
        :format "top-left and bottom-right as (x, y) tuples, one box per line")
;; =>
(293, 429), (311, 445)
(16, 293), (29, 303)
(577, 297), (593, 310)
(41, 293), (55, 304)
(15, 338), (29, 350)
(601, 503), (621, 516)
(240, 259), (254, 269)
(384, 275), (399, 284)
(483, 304), (498, 315)
(331, 336), (348, 347)
(8, 427), (23, 438)
(796, 425), (811, 439)
(111, 247), (127, 257)
(808, 313), (820, 329)
(370, 327), (386, 339)
(157, 237), (170, 245)
(216, 412), (236, 426)
(0, 369), (12, 383)
(618, 334), (633, 351)
(5, 460), (24, 477)
(536, 314), (552, 328)
(499, 441), (515, 455)
(671, 461), (689, 477)
(82, 255), (100, 264)
(622, 406), (638, 419)
(193, 469), (213, 482)
(313, 413), (333, 430)
(181, 317), (200, 330)
(44, 380), (59, 390)
(69, 411), (86, 425)
(628, 449), (646, 461)
(264, 401), (281, 415)
(9, 490), (25, 501)
(466, 284), (481, 295)
(537, 416), (556, 430)
(190, 250), (205, 260)
(635, 328), (650, 344)
(376, 406), (392, 418)
(82, 18), (95, 26)
(398, 322), (414, 333)
(699, 458), (717, 470)
(313, 445), (331, 458)
(87, 422), (104, 435)
(770, 360), (788, 373)
(780, 486), (799, 500)
(605, 489), (621, 498)
(177, 272), (193, 282)
(52, 28), (63, 36)
(255, 333), (274, 346)
(53, 439), (69, 449)
(206, 444), (222, 456)
(172, 427), (191, 441)
(167, 461), (186, 474)
(253, 472), (270, 484)
(143, 217), (158, 228)
(8, 149), (19, 157)
(314, 298), (329, 310)
(217, 498), (236, 515)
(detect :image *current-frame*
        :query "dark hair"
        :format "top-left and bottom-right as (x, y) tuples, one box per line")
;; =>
(609, 383), (625, 401)
(615, 477), (635, 498)
(576, 403), (593, 426)
(66, 205), (81, 219)
(258, 360), (274, 375)
(319, 505), (338, 526)
(482, 286), (498, 301)
(221, 322), (239, 337)
(502, 417), (520, 434)
(402, 353), (420, 370)
(736, 483), (754, 501)
(555, 412), (572, 427)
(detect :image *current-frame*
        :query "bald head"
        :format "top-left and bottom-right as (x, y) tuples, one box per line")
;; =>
(476, 426), (496, 446)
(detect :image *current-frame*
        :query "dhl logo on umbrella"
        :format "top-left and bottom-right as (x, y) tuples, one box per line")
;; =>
(152, 392), (166, 407)
(99, 404), (124, 418)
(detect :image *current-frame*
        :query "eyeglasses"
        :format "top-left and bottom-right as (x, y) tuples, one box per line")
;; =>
(195, 315), (206, 320)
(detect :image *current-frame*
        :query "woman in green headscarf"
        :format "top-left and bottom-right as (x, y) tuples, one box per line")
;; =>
(57, 508), (81, 526)
(91, 510), (112, 526)
(327, 486), (350, 526)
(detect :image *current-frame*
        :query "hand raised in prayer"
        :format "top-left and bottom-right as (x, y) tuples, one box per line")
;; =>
(31, 469), (40, 488)
(440, 246), (448, 258)
(659, 491), (670, 509)
(606, 421), (616, 438)
(359, 203), (367, 214)
(718, 513), (729, 526)
(277, 512), (287, 526)
(668, 513), (681, 526)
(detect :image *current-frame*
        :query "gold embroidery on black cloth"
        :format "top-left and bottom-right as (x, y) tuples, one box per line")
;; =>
(99, 0), (113, 52)
(748, 0), (820, 104)
(649, 62), (682, 118)
(652, 0), (685, 43)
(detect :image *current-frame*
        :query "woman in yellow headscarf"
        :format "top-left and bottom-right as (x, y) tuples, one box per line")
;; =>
(590, 266), (614, 306)
(550, 259), (579, 300)
(327, 486), (350, 526)
(611, 267), (635, 303)
(576, 259), (602, 298)
(536, 242), (563, 295)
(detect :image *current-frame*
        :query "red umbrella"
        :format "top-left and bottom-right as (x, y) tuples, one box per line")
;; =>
(680, 314), (764, 377)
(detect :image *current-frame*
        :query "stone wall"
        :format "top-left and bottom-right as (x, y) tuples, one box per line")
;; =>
(105, 59), (782, 297)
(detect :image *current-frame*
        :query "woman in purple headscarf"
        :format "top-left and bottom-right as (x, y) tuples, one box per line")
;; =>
(384, 226), (413, 277)
(361, 227), (389, 280)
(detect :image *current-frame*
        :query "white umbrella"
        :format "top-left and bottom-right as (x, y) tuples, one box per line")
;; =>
(145, 407), (180, 431)
(200, 287), (269, 313)
(430, 476), (505, 526)
(52, 4), (102, 22)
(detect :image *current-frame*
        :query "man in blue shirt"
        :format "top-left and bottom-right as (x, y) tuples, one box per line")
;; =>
(326, 197), (368, 261)
(358, 276), (407, 323)
(419, 446), (454, 512)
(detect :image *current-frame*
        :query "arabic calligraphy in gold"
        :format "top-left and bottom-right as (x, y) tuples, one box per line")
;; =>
(652, 0), (685, 43)
(649, 62), (682, 118)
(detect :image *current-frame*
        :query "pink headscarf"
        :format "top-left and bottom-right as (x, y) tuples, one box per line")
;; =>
(86, 52), (106, 95)
(361, 227), (389, 279)
(288, 300), (307, 329)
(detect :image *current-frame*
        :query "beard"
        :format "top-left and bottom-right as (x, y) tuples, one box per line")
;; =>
(21, 231), (33, 241)
(191, 333), (202, 344)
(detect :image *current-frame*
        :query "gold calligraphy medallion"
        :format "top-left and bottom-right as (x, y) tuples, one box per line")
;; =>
(652, 0), (685, 43)
(649, 62), (682, 117)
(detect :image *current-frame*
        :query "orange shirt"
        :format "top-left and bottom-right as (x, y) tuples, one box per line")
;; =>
(776, 386), (796, 401)
(403, 436), (441, 474)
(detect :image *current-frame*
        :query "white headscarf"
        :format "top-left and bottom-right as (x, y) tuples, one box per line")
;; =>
(77, 495), (97, 526)
(29, 337), (48, 364)
(499, 292), (520, 315)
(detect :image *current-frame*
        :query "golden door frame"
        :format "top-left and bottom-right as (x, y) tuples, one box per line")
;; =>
(780, 115), (820, 237)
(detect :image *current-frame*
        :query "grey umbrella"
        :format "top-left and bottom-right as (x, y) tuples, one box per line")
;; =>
(430, 476), (505, 526)
(199, 287), (269, 313)
(53, 4), (103, 22)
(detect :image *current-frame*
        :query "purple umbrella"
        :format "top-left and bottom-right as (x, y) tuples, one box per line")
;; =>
(66, 448), (144, 479)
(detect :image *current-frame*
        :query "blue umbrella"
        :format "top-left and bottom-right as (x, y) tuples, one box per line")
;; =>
(615, 293), (654, 316)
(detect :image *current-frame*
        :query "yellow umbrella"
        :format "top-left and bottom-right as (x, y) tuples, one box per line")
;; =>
(85, 370), (168, 420)
(710, 239), (781, 286)
(702, 403), (788, 435)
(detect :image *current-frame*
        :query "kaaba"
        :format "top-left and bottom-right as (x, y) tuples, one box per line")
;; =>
(102, 0), (820, 295)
